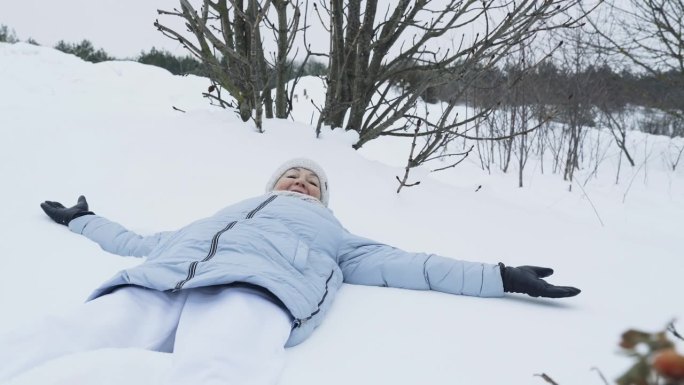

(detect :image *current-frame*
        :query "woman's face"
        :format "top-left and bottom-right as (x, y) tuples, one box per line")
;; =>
(273, 167), (321, 200)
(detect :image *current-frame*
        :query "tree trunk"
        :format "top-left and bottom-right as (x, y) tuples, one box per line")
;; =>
(346, 0), (377, 132)
(248, 0), (263, 130)
(274, 0), (288, 118)
(503, 107), (517, 173)
(321, 0), (348, 129)
(518, 105), (528, 188)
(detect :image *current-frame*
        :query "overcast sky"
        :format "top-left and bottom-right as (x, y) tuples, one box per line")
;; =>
(1, 0), (480, 61)
(2, 1), (613, 63)
(1, 0), (342, 59)
(1, 0), (198, 58)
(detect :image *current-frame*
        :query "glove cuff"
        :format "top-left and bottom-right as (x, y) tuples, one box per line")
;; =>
(69, 211), (94, 223)
(498, 262), (508, 292)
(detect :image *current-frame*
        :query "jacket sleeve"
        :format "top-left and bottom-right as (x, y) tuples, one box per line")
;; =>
(336, 230), (504, 297)
(68, 215), (172, 257)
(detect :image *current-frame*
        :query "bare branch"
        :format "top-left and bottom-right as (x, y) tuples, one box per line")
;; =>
(396, 120), (423, 193)
(667, 321), (684, 341)
(534, 373), (560, 385)
(156, 0), (305, 128)
(590, 367), (610, 385)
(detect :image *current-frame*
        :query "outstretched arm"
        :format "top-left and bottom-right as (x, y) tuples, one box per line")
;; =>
(337, 231), (580, 299)
(41, 196), (171, 257)
(336, 231), (504, 298)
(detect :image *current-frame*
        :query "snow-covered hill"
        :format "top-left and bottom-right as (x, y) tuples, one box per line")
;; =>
(1, 42), (682, 385)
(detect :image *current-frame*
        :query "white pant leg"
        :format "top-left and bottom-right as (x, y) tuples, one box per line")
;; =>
(0, 286), (186, 383)
(166, 287), (292, 385)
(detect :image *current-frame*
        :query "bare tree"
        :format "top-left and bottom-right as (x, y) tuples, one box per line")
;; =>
(267, 0), (302, 117)
(477, 39), (540, 187)
(585, 0), (684, 119)
(511, 41), (537, 188)
(666, 140), (684, 171)
(155, 0), (302, 131)
(548, 24), (613, 184)
(315, 0), (594, 148)
(599, 106), (636, 166)
(307, 0), (596, 190)
(583, 0), (684, 184)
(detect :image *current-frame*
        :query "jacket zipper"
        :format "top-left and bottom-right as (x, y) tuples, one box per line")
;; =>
(173, 195), (278, 291)
(292, 270), (334, 329)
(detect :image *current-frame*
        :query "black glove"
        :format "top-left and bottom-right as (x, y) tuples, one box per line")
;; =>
(40, 195), (94, 226)
(499, 263), (581, 298)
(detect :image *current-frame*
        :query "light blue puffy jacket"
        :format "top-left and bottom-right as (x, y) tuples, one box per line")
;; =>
(69, 193), (504, 347)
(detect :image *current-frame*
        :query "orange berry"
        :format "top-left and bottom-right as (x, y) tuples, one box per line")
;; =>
(652, 349), (684, 380)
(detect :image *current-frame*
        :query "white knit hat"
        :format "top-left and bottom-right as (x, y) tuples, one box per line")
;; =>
(265, 158), (330, 206)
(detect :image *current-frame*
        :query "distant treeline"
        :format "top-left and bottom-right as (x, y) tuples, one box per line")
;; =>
(49, 39), (327, 82)
(396, 61), (683, 119)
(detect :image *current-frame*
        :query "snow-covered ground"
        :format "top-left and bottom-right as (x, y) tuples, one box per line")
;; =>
(1, 42), (682, 385)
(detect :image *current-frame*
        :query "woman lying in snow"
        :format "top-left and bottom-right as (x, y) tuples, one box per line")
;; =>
(1, 158), (579, 385)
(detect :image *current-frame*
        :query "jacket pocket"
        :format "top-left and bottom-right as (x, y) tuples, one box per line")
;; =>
(292, 240), (310, 270)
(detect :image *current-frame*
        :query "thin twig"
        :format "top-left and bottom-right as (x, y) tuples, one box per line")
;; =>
(396, 120), (422, 193)
(534, 373), (560, 385)
(667, 321), (684, 341)
(622, 155), (649, 204)
(573, 177), (605, 227)
(591, 367), (609, 385)
(430, 145), (475, 172)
